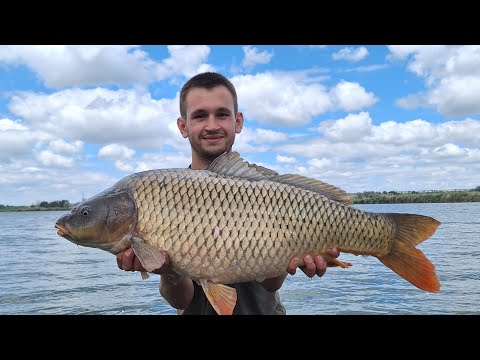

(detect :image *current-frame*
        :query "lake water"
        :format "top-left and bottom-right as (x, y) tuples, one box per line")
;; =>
(0, 202), (478, 315)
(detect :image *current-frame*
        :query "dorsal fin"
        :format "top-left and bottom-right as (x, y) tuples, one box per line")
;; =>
(207, 151), (352, 205)
(206, 151), (277, 180)
(268, 174), (352, 205)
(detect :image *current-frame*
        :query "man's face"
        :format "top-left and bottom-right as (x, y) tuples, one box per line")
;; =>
(178, 85), (243, 162)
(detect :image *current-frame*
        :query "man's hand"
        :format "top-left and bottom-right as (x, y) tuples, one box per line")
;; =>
(116, 248), (171, 275)
(287, 247), (340, 278)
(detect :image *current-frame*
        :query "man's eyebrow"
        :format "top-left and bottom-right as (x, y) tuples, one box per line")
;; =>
(216, 107), (233, 114)
(190, 107), (233, 117)
(189, 109), (208, 117)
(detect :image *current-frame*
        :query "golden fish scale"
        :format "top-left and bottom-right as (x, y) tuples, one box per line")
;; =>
(121, 169), (395, 284)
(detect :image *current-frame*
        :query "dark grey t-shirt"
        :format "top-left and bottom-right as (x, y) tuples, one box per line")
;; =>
(179, 281), (286, 315)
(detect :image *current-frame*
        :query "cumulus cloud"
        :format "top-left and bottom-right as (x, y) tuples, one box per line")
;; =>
(0, 45), (216, 89)
(281, 113), (480, 172)
(0, 118), (28, 131)
(332, 47), (369, 62)
(0, 118), (53, 161)
(35, 150), (74, 168)
(330, 81), (378, 112)
(388, 45), (480, 117)
(0, 45), (156, 88)
(48, 139), (83, 153)
(241, 46), (274, 68)
(276, 155), (296, 163)
(154, 45), (214, 82)
(7, 87), (182, 150)
(318, 112), (373, 141)
(231, 71), (376, 126)
(98, 143), (135, 160)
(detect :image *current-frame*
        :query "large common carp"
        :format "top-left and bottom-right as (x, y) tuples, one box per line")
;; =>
(55, 151), (441, 315)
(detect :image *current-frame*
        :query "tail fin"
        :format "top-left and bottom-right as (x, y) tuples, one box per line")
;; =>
(378, 214), (441, 293)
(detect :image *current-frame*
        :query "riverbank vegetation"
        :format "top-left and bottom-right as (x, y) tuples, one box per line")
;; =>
(351, 187), (480, 204)
(0, 200), (73, 212)
(1, 187), (480, 211)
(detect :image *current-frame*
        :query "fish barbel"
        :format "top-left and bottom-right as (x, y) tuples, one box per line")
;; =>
(55, 151), (441, 315)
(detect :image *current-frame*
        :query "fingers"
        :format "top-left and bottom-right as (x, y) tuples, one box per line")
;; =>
(289, 254), (330, 278)
(300, 255), (327, 278)
(313, 256), (327, 277)
(327, 247), (340, 259)
(287, 257), (300, 275)
(116, 248), (146, 272)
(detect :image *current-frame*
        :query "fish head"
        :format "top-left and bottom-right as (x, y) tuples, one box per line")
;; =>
(55, 188), (137, 254)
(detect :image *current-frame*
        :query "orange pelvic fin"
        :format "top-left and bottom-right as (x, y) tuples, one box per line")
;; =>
(322, 253), (352, 268)
(199, 279), (237, 315)
(379, 214), (441, 293)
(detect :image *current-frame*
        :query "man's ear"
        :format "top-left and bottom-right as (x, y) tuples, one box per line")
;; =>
(177, 117), (188, 138)
(235, 112), (244, 134)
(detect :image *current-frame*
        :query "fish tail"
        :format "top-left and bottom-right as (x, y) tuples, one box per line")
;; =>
(378, 214), (441, 293)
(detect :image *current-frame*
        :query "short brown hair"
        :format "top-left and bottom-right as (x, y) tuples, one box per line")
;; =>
(179, 72), (238, 118)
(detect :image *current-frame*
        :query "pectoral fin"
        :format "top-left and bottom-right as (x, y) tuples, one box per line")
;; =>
(199, 279), (237, 315)
(131, 236), (166, 273)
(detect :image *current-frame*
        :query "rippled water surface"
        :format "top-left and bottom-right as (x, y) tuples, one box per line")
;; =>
(1, 203), (478, 314)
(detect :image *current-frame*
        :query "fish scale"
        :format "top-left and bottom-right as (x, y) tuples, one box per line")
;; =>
(120, 168), (392, 283)
(55, 151), (441, 315)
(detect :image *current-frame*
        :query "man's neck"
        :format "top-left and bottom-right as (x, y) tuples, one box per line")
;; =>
(191, 149), (232, 170)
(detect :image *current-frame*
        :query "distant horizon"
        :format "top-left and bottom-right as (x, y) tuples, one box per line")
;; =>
(2, 186), (478, 208)
(1, 45), (480, 205)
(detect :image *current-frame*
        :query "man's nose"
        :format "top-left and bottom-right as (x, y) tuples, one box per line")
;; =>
(205, 115), (220, 130)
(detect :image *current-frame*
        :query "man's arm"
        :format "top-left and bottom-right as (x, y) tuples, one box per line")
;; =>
(116, 248), (194, 310)
(260, 248), (340, 292)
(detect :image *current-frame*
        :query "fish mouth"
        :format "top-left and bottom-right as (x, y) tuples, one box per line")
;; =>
(55, 223), (73, 240)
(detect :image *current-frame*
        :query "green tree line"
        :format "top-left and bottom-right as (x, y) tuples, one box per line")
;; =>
(0, 200), (74, 212)
(1, 186), (480, 211)
(352, 187), (480, 204)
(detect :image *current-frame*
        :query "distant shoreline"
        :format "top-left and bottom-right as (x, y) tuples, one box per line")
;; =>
(1, 189), (479, 211)
(0, 207), (71, 212)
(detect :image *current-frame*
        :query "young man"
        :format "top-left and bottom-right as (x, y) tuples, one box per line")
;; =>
(116, 72), (340, 314)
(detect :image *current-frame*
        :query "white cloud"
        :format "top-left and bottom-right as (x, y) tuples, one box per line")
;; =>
(308, 157), (332, 169)
(48, 139), (83, 153)
(276, 155), (296, 163)
(281, 114), (480, 171)
(254, 128), (288, 143)
(0, 119), (53, 161)
(7, 87), (181, 150)
(98, 143), (135, 160)
(345, 64), (389, 73)
(318, 112), (373, 141)
(330, 81), (378, 112)
(389, 45), (480, 117)
(0, 45), (156, 88)
(332, 47), (369, 62)
(114, 160), (134, 172)
(154, 45), (214, 81)
(0, 118), (28, 131)
(241, 46), (274, 68)
(35, 150), (74, 168)
(231, 71), (376, 126)
(134, 152), (192, 172)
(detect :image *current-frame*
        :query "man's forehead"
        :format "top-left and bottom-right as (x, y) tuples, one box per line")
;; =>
(186, 86), (233, 108)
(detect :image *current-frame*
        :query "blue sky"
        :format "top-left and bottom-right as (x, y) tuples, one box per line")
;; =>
(1, 45), (479, 206)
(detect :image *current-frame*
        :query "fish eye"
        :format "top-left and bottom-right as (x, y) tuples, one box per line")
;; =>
(81, 207), (91, 216)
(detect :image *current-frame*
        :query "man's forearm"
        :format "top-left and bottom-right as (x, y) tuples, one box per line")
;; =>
(159, 272), (194, 310)
(261, 273), (288, 292)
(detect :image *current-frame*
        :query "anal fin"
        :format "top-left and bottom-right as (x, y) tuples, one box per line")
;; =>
(199, 279), (237, 315)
